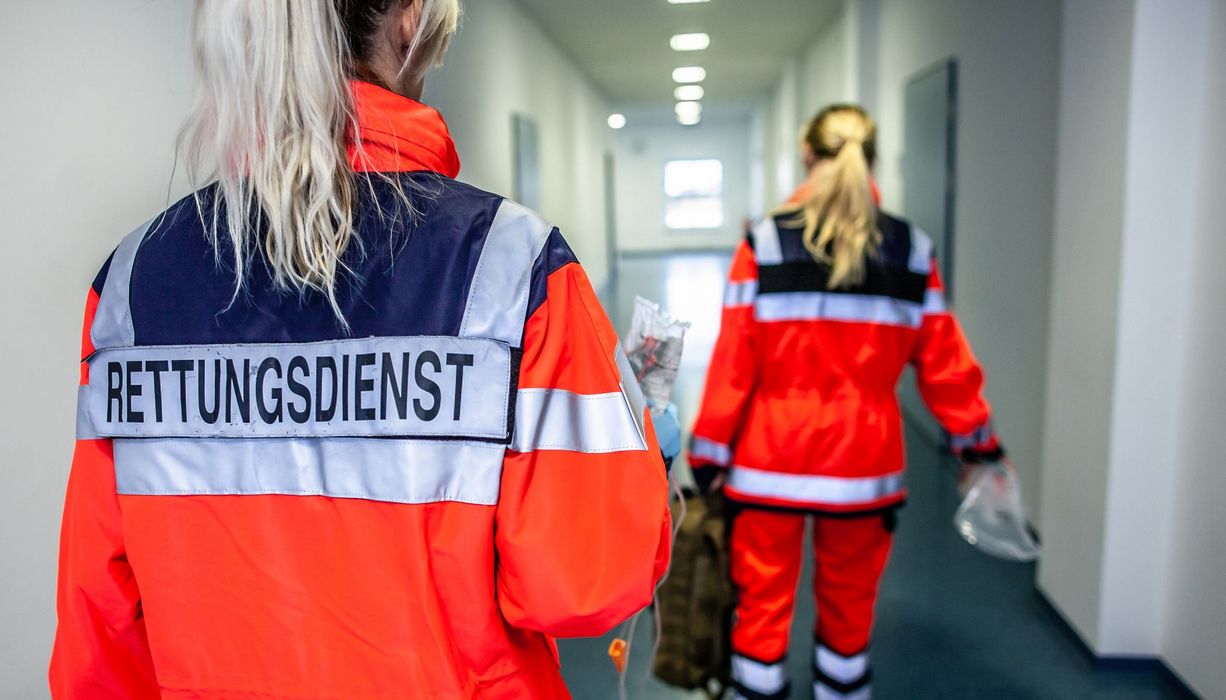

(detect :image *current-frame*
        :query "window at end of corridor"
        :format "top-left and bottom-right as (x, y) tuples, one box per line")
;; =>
(664, 159), (724, 230)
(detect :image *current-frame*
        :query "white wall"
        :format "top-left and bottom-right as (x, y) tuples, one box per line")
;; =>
(1038, 0), (1135, 650)
(0, 3), (195, 698)
(425, 0), (614, 287)
(612, 118), (751, 252)
(1164, 3), (1226, 693)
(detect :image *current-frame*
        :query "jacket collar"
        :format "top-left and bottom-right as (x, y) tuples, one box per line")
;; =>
(348, 80), (461, 178)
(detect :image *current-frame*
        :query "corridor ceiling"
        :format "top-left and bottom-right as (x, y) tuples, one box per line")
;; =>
(515, 0), (841, 114)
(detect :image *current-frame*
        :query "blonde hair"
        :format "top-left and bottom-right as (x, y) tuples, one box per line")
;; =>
(179, 0), (460, 325)
(787, 104), (880, 289)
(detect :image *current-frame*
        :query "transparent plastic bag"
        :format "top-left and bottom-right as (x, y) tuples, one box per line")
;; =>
(953, 463), (1041, 562)
(623, 297), (690, 415)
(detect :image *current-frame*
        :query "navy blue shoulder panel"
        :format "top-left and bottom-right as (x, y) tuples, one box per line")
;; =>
(127, 173), (505, 345)
(526, 228), (579, 320)
(91, 252), (115, 296)
(757, 208), (926, 303)
(770, 209), (915, 270)
(875, 210), (914, 270)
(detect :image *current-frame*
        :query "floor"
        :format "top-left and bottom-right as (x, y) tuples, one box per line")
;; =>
(557, 252), (1194, 700)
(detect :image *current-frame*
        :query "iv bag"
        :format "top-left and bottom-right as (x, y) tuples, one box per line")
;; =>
(953, 463), (1041, 562)
(623, 297), (690, 415)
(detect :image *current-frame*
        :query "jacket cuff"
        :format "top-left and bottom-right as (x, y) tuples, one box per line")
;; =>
(688, 434), (732, 468)
(948, 422), (1004, 463)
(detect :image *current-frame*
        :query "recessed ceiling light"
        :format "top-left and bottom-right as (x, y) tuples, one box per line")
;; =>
(675, 85), (705, 101)
(675, 101), (703, 119)
(607, 113), (627, 130)
(678, 113), (702, 126)
(670, 33), (710, 52)
(668, 0), (710, 4)
(672, 66), (707, 83)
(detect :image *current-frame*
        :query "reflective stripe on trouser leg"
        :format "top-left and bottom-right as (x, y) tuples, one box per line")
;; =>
(730, 509), (805, 696)
(813, 644), (872, 700)
(731, 655), (789, 699)
(811, 515), (892, 698)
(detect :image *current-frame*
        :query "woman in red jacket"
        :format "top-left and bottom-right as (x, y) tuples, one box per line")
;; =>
(50, 2), (670, 698)
(690, 105), (1002, 700)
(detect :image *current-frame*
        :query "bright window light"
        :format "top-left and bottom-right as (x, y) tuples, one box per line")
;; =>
(675, 85), (705, 101)
(670, 33), (710, 51)
(607, 113), (627, 130)
(672, 66), (707, 83)
(665, 160), (723, 229)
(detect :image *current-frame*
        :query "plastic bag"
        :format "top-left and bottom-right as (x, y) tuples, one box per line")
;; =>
(623, 297), (690, 415)
(953, 463), (1041, 562)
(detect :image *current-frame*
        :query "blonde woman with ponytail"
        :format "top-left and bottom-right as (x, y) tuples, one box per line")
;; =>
(51, 2), (671, 698)
(690, 105), (1003, 700)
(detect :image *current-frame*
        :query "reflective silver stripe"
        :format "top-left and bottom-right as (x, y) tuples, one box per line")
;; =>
(908, 225), (934, 275)
(511, 388), (647, 453)
(755, 292), (922, 328)
(615, 345), (648, 442)
(691, 436), (732, 466)
(77, 336), (513, 441)
(732, 655), (787, 695)
(922, 288), (947, 315)
(91, 218), (154, 351)
(950, 422), (995, 450)
(460, 199), (553, 347)
(751, 218), (783, 265)
(728, 467), (906, 506)
(817, 646), (870, 685)
(113, 437), (504, 505)
(815, 683), (871, 700)
(723, 280), (758, 308)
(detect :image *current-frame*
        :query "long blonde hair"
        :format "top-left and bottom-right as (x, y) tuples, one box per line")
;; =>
(179, 0), (460, 323)
(788, 104), (880, 289)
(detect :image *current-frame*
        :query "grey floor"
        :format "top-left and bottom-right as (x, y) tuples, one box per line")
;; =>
(558, 252), (1193, 700)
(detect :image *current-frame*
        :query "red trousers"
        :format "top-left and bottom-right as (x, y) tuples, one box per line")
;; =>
(729, 509), (893, 700)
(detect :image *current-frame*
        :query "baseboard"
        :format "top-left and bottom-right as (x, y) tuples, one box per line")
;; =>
(1034, 591), (1200, 699)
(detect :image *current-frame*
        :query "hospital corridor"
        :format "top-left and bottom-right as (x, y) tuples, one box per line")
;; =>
(1, 0), (1225, 698)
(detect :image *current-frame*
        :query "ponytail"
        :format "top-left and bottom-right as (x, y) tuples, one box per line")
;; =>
(179, 0), (460, 327)
(790, 105), (880, 289)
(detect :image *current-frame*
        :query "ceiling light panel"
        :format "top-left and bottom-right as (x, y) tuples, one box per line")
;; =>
(670, 33), (710, 52)
(672, 66), (707, 83)
(675, 85), (705, 101)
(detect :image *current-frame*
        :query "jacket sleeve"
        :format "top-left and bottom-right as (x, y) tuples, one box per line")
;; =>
(689, 239), (759, 472)
(49, 287), (159, 699)
(911, 260), (1004, 461)
(495, 237), (672, 638)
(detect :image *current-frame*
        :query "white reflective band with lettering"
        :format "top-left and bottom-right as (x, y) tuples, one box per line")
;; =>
(732, 655), (787, 695)
(728, 467), (906, 506)
(78, 336), (513, 441)
(460, 199), (553, 347)
(908, 226), (934, 275)
(691, 436), (732, 466)
(114, 438), (504, 505)
(752, 219), (783, 265)
(511, 389), (647, 454)
(816, 646), (869, 684)
(755, 292), (922, 328)
(724, 280), (758, 308)
(922, 288), (947, 315)
(815, 683), (871, 700)
(92, 218), (153, 351)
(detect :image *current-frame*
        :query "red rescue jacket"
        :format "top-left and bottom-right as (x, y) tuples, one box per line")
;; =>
(50, 81), (671, 699)
(690, 204), (999, 513)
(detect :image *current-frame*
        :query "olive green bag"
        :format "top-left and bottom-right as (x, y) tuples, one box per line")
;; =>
(652, 490), (734, 699)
